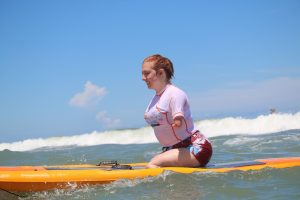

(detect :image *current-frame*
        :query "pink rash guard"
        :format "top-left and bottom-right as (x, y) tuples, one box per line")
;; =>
(144, 84), (200, 147)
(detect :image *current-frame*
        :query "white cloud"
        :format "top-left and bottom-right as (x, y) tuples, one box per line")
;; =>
(69, 81), (107, 107)
(69, 81), (120, 129)
(190, 77), (300, 114)
(96, 111), (121, 129)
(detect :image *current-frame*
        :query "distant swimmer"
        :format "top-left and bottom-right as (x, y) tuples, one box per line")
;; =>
(270, 108), (277, 114)
(142, 54), (212, 168)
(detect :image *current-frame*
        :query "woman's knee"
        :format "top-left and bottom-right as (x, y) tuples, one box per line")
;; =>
(146, 162), (159, 168)
(147, 156), (161, 168)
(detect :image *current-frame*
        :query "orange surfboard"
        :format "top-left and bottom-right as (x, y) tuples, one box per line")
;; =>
(0, 157), (299, 192)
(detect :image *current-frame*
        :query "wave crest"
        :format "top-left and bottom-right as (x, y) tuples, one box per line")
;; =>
(1, 112), (299, 152)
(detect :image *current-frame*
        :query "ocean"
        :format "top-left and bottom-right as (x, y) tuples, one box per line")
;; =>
(0, 112), (300, 199)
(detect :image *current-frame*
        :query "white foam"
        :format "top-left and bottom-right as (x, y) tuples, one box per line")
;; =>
(1, 112), (299, 152)
(0, 127), (157, 152)
(197, 112), (300, 137)
(223, 137), (260, 146)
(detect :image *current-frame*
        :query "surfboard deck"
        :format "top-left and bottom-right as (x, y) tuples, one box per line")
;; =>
(0, 157), (299, 192)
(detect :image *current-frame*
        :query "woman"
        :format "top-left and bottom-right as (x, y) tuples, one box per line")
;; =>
(142, 54), (212, 168)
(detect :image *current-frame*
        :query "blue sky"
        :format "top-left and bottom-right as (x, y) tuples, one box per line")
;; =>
(1, 0), (300, 142)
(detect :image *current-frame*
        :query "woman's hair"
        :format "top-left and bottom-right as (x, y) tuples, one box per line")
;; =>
(143, 54), (174, 82)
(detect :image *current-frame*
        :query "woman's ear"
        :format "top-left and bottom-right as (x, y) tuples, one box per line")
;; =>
(158, 69), (164, 76)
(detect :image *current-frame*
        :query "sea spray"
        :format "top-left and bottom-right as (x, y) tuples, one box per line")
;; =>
(0, 127), (156, 152)
(1, 112), (299, 152)
(197, 112), (300, 137)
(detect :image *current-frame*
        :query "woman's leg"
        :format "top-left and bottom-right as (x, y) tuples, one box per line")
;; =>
(147, 148), (200, 168)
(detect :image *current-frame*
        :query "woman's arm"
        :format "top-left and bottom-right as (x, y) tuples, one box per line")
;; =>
(172, 116), (184, 127)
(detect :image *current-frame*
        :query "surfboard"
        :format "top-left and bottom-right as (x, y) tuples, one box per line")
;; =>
(0, 157), (299, 192)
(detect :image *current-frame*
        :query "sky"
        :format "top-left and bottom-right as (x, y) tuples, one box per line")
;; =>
(1, 0), (300, 142)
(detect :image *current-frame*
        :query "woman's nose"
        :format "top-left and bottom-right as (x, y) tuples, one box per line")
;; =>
(142, 74), (146, 81)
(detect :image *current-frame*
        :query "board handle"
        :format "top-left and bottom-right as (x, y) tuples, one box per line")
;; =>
(97, 160), (118, 166)
(97, 160), (132, 170)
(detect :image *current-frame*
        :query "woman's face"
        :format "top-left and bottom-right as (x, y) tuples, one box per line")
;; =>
(142, 61), (158, 89)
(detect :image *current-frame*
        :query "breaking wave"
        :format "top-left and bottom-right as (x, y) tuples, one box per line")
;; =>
(1, 112), (300, 151)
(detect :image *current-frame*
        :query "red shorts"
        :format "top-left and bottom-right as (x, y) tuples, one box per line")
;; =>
(162, 131), (213, 166)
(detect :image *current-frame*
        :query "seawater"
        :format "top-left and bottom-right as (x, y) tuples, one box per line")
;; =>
(0, 112), (300, 199)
